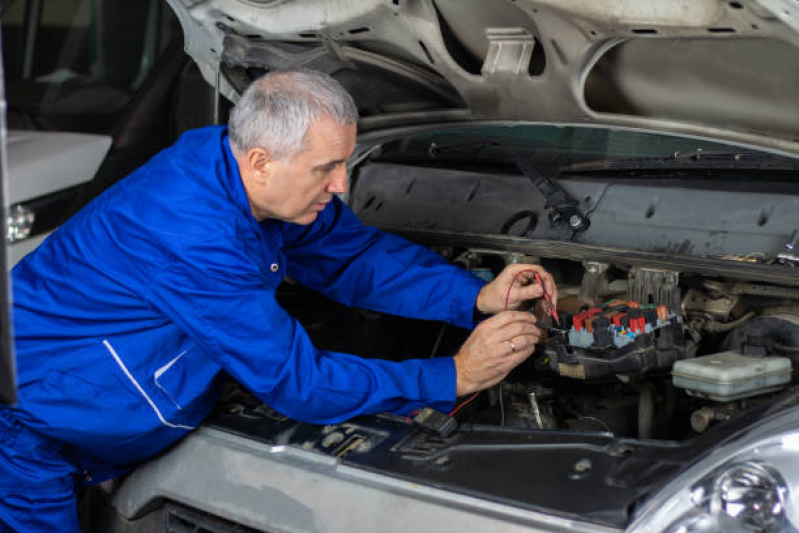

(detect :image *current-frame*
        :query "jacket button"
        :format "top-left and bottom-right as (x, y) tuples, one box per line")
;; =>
(270, 263), (279, 272)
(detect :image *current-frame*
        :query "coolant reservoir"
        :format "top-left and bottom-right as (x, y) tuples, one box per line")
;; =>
(672, 351), (792, 402)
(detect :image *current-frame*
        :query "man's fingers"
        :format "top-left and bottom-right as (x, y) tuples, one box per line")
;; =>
(455, 293), (549, 394)
(480, 310), (538, 330)
(497, 320), (541, 340)
(510, 283), (545, 302)
(504, 345), (535, 369)
(541, 272), (558, 306)
(504, 266), (557, 307)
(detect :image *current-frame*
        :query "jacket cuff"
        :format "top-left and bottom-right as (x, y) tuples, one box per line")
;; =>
(419, 356), (457, 412)
(448, 273), (485, 330)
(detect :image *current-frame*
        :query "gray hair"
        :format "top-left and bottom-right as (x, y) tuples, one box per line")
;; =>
(228, 68), (358, 160)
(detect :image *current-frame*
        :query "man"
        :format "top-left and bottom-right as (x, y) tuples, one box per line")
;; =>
(0, 69), (555, 531)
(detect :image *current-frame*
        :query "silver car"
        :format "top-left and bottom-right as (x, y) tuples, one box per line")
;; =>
(7, 1), (799, 532)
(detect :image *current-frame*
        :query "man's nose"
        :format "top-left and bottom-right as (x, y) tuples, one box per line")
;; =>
(326, 166), (349, 194)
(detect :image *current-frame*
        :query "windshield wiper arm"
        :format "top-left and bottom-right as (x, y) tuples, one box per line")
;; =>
(513, 156), (590, 235)
(398, 139), (592, 235)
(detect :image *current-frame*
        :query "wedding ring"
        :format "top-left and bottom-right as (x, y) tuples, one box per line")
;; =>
(509, 340), (517, 352)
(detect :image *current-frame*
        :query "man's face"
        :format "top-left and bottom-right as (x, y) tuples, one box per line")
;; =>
(244, 116), (357, 225)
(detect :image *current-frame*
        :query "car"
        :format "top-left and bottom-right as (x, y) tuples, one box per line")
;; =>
(7, 0), (799, 532)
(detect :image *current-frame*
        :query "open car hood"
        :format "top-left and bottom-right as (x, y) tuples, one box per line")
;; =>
(165, 0), (799, 156)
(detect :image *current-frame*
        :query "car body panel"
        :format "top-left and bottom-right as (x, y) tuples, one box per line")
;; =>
(6, 130), (111, 205)
(5, 130), (111, 267)
(111, 387), (799, 532)
(166, 0), (799, 156)
(112, 426), (620, 533)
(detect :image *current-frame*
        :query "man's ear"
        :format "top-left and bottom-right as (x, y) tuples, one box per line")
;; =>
(246, 147), (272, 184)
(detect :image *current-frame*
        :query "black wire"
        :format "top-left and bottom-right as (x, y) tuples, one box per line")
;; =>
(583, 183), (613, 218)
(429, 323), (447, 358)
(498, 384), (505, 427)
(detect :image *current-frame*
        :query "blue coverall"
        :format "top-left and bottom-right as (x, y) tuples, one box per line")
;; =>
(0, 126), (484, 531)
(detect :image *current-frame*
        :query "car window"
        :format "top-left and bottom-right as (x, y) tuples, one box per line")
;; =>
(1, 0), (179, 134)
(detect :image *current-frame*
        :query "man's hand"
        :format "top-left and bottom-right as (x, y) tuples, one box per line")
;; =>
(475, 264), (558, 315)
(454, 311), (540, 396)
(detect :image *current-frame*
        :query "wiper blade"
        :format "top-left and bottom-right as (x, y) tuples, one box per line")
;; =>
(562, 151), (799, 173)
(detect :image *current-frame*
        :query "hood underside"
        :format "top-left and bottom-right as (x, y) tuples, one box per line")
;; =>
(166, 0), (799, 156)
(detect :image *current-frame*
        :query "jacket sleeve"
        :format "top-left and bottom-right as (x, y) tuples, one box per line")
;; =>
(281, 198), (484, 330)
(144, 238), (456, 424)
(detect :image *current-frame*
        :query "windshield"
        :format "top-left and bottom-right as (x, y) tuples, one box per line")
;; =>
(374, 124), (799, 172)
(1, 0), (179, 134)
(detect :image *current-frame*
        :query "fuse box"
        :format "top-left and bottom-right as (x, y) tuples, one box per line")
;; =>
(545, 299), (685, 380)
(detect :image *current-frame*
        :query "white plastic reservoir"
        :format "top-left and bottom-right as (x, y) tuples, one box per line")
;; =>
(672, 351), (792, 402)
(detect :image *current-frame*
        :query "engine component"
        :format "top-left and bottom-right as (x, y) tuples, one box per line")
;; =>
(720, 313), (799, 365)
(412, 408), (458, 438)
(690, 404), (740, 433)
(501, 383), (558, 430)
(628, 268), (680, 314)
(722, 281), (799, 300)
(638, 384), (655, 439)
(546, 299), (685, 379)
(526, 390), (558, 430)
(777, 229), (799, 266)
(672, 351), (792, 402)
(682, 288), (739, 321)
(579, 261), (610, 307)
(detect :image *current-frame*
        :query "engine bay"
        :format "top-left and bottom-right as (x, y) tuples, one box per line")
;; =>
(274, 248), (799, 442)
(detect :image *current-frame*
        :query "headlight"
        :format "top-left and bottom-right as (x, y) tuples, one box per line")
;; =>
(6, 204), (35, 243)
(684, 460), (789, 532)
(629, 407), (799, 533)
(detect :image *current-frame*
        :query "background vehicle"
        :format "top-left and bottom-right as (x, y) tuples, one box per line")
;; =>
(1, 0), (220, 265)
(7, 0), (794, 531)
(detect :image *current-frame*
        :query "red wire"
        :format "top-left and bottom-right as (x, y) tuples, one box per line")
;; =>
(504, 268), (539, 311)
(405, 409), (421, 423)
(449, 268), (544, 416)
(450, 268), (553, 418)
(449, 391), (480, 417)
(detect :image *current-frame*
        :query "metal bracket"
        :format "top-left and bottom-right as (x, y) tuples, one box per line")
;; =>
(777, 229), (799, 266)
(580, 261), (610, 307)
(482, 28), (535, 77)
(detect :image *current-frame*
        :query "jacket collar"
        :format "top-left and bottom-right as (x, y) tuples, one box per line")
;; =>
(220, 132), (257, 222)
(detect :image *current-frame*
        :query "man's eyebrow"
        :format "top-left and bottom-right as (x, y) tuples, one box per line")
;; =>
(313, 159), (346, 170)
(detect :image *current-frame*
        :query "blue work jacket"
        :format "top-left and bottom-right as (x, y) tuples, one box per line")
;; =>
(10, 126), (483, 477)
